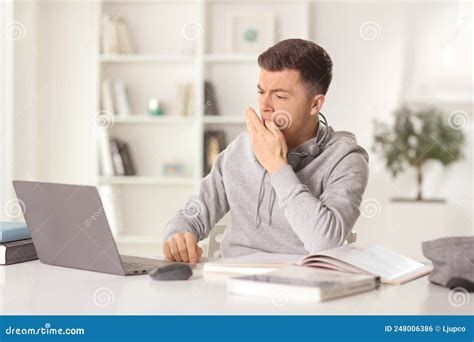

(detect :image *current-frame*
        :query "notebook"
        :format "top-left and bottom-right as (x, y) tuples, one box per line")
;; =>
(203, 252), (303, 278)
(228, 265), (380, 302)
(0, 239), (38, 265)
(0, 222), (30, 243)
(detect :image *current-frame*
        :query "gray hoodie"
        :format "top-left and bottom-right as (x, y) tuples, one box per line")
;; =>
(163, 123), (369, 257)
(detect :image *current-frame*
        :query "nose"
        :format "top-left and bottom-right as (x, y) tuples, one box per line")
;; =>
(259, 93), (273, 120)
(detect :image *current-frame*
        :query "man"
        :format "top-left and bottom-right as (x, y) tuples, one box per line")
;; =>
(162, 39), (369, 264)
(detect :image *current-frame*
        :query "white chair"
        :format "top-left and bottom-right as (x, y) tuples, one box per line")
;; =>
(206, 225), (357, 257)
(206, 224), (227, 258)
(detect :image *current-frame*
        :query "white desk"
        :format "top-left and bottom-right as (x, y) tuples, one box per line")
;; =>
(1, 259), (472, 315)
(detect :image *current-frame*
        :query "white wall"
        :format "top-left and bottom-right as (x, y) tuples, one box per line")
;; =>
(12, 1), (39, 182)
(312, 1), (473, 253)
(9, 1), (98, 186)
(1, 1), (38, 222)
(1, 1), (15, 221)
(35, 2), (98, 184)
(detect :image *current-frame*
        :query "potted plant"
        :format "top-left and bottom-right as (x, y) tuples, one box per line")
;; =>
(372, 106), (466, 260)
(372, 106), (465, 202)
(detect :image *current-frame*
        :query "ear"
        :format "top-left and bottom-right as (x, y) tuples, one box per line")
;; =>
(309, 94), (325, 116)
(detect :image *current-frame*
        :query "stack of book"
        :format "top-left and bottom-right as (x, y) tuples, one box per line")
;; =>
(203, 243), (433, 302)
(101, 79), (131, 117)
(101, 15), (134, 55)
(98, 133), (137, 177)
(0, 222), (38, 265)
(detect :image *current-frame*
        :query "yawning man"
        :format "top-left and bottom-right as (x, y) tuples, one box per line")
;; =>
(162, 38), (369, 264)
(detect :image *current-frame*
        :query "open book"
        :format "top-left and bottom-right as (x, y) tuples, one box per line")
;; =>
(296, 243), (432, 284)
(203, 243), (432, 285)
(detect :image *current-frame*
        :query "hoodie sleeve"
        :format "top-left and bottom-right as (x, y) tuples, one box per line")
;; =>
(269, 149), (369, 253)
(162, 150), (230, 243)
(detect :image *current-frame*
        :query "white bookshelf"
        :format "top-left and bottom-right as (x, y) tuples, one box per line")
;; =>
(204, 54), (257, 63)
(101, 54), (195, 63)
(98, 176), (194, 186)
(94, 0), (310, 257)
(112, 115), (195, 124)
(203, 115), (245, 124)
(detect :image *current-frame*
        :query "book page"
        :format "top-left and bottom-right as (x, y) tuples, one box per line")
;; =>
(206, 252), (304, 267)
(303, 257), (368, 274)
(301, 243), (425, 281)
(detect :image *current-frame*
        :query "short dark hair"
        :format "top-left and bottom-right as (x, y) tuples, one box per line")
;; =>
(258, 39), (333, 96)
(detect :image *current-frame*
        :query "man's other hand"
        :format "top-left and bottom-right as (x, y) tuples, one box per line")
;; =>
(163, 232), (203, 264)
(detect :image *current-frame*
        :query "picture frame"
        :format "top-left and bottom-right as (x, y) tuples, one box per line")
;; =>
(228, 13), (276, 54)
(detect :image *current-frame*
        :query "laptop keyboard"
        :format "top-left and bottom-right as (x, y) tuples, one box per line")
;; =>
(122, 261), (153, 269)
(122, 261), (154, 273)
(120, 255), (173, 274)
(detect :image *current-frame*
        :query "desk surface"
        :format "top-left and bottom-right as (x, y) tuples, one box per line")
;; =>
(1, 259), (472, 315)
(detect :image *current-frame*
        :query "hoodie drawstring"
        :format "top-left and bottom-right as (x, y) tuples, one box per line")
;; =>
(268, 188), (276, 225)
(255, 170), (267, 228)
(255, 169), (278, 228)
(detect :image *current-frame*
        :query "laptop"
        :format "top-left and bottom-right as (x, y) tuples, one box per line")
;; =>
(12, 180), (175, 276)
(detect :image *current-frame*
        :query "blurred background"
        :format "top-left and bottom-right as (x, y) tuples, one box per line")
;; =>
(1, 0), (472, 259)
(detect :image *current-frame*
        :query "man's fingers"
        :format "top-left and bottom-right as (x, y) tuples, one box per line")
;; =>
(163, 242), (173, 261)
(245, 108), (257, 137)
(184, 233), (198, 264)
(169, 239), (182, 262)
(246, 107), (264, 133)
(174, 235), (189, 262)
(266, 119), (286, 142)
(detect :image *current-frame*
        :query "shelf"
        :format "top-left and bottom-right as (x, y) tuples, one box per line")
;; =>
(204, 54), (258, 63)
(100, 54), (195, 63)
(112, 115), (246, 125)
(98, 176), (195, 186)
(203, 115), (246, 124)
(112, 115), (196, 124)
(96, 1), (311, 250)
